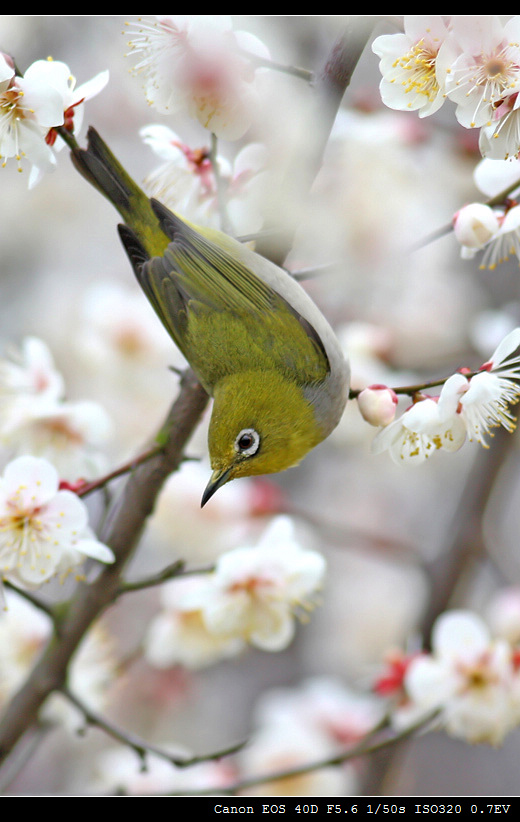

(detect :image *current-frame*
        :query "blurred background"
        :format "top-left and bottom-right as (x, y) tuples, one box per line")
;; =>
(2, 15), (520, 796)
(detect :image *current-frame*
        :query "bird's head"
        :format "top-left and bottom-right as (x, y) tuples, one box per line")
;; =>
(202, 370), (324, 506)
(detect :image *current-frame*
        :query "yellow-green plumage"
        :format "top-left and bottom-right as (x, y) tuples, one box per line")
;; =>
(71, 127), (350, 504)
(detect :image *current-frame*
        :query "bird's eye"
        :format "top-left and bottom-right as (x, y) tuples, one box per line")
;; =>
(234, 428), (260, 457)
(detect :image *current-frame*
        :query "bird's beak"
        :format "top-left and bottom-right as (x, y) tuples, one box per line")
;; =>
(201, 467), (232, 508)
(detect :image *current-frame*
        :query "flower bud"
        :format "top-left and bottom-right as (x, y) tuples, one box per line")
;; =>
(357, 384), (398, 427)
(453, 202), (500, 249)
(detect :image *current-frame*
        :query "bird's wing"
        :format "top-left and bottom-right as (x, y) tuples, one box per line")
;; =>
(119, 205), (330, 389)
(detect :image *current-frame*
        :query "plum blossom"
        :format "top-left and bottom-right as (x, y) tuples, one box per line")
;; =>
(237, 716), (357, 797)
(473, 154), (520, 198)
(371, 389), (467, 466)
(372, 16), (520, 161)
(442, 16), (520, 130)
(0, 336), (65, 416)
(456, 156), (520, 268)
(478, 204), (520, 269)
(0, 53), (63, 174)
(140, 123), (268, 233)
(183, 516), (326, 651)
(443, 327), (520, 445)
(452, 202), (501, 259)
(254, 677), (384, 749)
(0, 455), (114, 592)
(479, 91), (520, 160)
(2, 398), (113, 481)
(371, 16), (451, 118)
(143, 576), (244, 670)
(125, 16), (270, 140)
(373, 328), (520, 462)
(26, 58), (109, 187)
(404, 610), (520, 745)
(0, 588), (52, 705)
(0, 337), (112, 480)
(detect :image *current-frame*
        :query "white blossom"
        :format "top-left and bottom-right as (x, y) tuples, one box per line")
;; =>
(237, 717), (357, 797)
(0, 336), (112, 480)
(443, 16), (520, 129)
(473, 155), (520, 198)
(254, 676), (384, 748)
(141, 123), (268, 233)
(3, 398), (112, 481)
(26, 58), (109, 187)
(184, 516), (326, 651)
(144, 576), (244, 670)
(125, 15), (270, 140)
(444, 327), (520, 445)
(371, 392), (467, 466)
(452, 202), (501, 259)
(0, 455), (114, 591)
(478, 204), (520, 269)
(373, 328), (520, 461)
(372, 16), (451, 118)
(0, 56), (64, 173)
(0, 589), (51, 705)
(479, 92), (520, 160)
(405, 610), (520, 745)
(0, 336), (65, 421)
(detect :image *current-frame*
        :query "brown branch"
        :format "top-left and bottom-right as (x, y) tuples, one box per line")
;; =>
(254, 17), (376, 264)
(177, 708), (439, 797)
(61, 687), (247, 769)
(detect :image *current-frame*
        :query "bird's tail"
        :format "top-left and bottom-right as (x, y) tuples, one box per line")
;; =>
(70, 126), (170, 257)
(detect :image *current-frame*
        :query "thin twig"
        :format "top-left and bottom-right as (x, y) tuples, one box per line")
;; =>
(76, 445), (164, 498)
(238, 48), (314, 82)
(349, 370), (483, 400)
(177, 709), (440, 796)
(408, 174), (520, 253)
(61, 686), (247, 769)
(116, 561), (216, 598)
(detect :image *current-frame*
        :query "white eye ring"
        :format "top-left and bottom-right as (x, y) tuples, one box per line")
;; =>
(234, 428), (260, 457)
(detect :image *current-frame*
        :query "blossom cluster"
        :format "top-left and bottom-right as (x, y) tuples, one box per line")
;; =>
(367, 327), (520, 465)
(143, 516), (326, 667)
(140, 124), (268, 234)
(452, 153), (520, 270)
(0, 336), (112, 480)
(377, 605), (520, 746)
(0, 53), (107, 186)
(372, 16), (520, 161)
(0, 338), (115, 595)
(125, 16), (270, 141)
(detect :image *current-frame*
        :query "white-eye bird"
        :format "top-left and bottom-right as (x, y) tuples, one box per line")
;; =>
(71, 128), (350, 505)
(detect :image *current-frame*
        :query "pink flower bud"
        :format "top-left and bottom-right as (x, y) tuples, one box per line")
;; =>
(357, 384), (398, 427)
